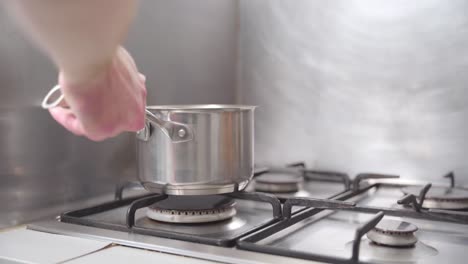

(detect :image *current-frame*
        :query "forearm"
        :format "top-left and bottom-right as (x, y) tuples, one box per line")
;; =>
(9, 0), (137, 85)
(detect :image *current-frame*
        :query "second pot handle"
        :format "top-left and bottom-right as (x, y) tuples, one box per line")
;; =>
(41, 85), (194, 143)
(143, 110), (193, 143)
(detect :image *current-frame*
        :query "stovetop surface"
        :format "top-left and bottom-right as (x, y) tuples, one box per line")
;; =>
(84, 198), (274, 239)
(257, 184), (468, 263)
(268, 211), (466, 263)
(26, 166), (468, 264)
(355, 186), (468, 235)
(245, 180), (347, 200)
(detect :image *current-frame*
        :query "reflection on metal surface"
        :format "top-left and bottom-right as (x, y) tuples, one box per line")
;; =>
(238, 0), (468, 183)
(0, 108), (137, 228)
(138, 106), (255, 196)
(238, 179), (468, 263)
(0, 0), (237, 228)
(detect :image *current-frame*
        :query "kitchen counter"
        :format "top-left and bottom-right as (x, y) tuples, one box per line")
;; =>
(0, 227), (218, 264)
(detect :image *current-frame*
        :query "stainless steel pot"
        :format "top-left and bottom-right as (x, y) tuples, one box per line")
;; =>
(41, 87), (256, 196)
(137, 105), (255, 195)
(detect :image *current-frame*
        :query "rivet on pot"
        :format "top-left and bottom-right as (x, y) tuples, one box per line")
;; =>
(178, 128), (187, 138)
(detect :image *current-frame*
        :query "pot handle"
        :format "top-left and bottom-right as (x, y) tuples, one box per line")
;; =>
(143, 109), (194, 143)
(41, 85), (194, 143)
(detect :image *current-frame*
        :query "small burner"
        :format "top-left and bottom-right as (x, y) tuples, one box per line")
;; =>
(345, 239), (438, 262)
(147, 195), (236, 224)
(254, 173), (303, 193)
(401, 186), (468, 210)
(367, 219), (418, 247)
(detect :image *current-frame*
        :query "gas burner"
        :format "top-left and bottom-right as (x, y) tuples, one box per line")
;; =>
(345, 239), (438, 262)
(147, 195), (236, 224)
(254, 173), (303, 193)
(367, 219), (418, 247)
(401, 186), (468, 210)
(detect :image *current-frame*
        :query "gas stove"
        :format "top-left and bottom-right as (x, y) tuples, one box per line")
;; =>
(246, 162), (350, 201)
(27, 163), (468, 263)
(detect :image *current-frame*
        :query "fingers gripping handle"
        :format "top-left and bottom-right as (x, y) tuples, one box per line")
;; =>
(41, 85), (194, 143)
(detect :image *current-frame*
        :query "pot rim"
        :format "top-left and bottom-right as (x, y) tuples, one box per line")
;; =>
(147, 104), (256, 111)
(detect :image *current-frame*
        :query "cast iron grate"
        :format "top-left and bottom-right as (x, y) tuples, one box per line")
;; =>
(237, 173), (468, 264)
(60, 180), (282, 247)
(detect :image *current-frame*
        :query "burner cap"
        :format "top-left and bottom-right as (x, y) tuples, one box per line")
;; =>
(367, 219), (418, 247)
(345, 239), (438, 262)
(254, 173), (303, 193)
(147, 195), (236, 224)
(401, 186), (468, 209)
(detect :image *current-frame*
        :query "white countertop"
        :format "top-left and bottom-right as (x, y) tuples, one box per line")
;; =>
(0, 228), (217, 264)
(66, 246), (219, 264)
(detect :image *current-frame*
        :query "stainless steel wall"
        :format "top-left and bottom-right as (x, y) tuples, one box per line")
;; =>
(0, 0), (237, 228)
(238, 0), (468, 183)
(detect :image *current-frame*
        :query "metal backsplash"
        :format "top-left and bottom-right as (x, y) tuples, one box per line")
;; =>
(238, 0), (468, 183)
(0, 0), (237, 228)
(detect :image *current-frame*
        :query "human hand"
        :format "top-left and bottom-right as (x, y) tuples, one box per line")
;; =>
(49, 46), (146, 141)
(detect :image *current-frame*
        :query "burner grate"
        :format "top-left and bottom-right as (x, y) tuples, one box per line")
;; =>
(238, 178), (468, 264)
(58, 165), (468, 263)
(238, 198), (385, 264)
(60, 182), (282, 247)
(251, 163), (352, 205)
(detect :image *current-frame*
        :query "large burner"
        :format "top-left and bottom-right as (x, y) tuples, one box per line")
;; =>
(147, 195), (236, 224)
(367, 219), (418, 247)
(254, 173), (303, 193)
(401, 186), (468, 210)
